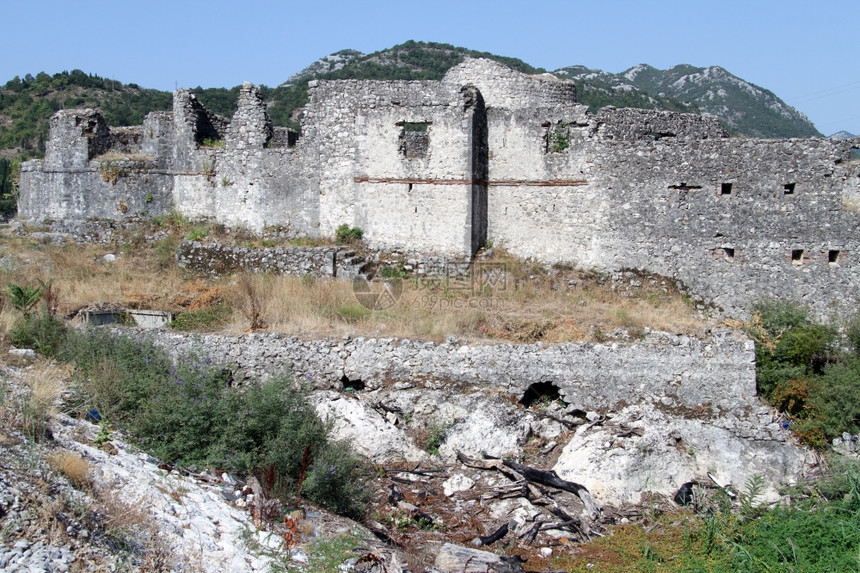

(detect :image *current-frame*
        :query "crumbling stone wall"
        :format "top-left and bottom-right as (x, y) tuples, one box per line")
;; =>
(142, 328), (756, 416)
(442, 58), (577, 110)
(175, 241), (368, 278)
(17, 58), (860, 317)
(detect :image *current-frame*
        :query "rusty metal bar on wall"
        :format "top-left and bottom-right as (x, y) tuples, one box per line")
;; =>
(354, 177), (587, 187)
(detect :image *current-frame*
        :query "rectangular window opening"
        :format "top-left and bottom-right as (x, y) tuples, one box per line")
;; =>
(720, 182), (733, 195)
(828, 250), (841, 266)
(792, 249), (804, 265)
(398, 121), (431, 159)
(784, 182), (796, 195)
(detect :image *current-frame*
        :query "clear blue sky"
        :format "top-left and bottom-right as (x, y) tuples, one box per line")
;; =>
(2, 0), (858, 135)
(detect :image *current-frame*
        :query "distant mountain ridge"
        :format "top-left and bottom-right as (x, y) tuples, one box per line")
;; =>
(830, 130), (856, 140)
(555, 63), (821, 138)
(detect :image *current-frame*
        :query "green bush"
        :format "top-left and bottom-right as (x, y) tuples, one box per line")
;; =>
(63, 329), (371, 517)
(747, 298), (860, 447)
(847, 312), (860, 357)
(379, 261), (408, 279)
(335, 224), (363, 245)
(302, 440), (372, 519)
(9, 312), (65, 356)
(335, 303), (370, 323)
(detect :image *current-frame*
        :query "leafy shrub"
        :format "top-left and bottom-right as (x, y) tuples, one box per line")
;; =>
(63, 330), (371, 517)
(746, 298), (860, 447)
(847, 312), (860, 357)
(62, 329), (173, 419)
(335, 224), (363, 245)
(302, 440), (372, 519)
(7, 281), (46, 315)
(379, 261), (408, 279)
(9, 312), (65, 356)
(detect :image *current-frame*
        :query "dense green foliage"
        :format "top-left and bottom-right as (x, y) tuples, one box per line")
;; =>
(52, 329), (372, 519)
(0, 70), (171, 157)
(334, 224), (363, 245)
(746, 299), (860, 447)
(0, 158), (19, 219)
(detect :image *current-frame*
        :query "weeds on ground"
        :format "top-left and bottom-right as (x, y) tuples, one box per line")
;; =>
(556, 464), (860, 572)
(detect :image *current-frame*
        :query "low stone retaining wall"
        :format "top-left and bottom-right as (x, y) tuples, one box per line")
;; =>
(140, 329), (756, 415)
(175, 241), (365, 278)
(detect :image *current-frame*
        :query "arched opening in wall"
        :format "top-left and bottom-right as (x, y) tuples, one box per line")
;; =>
(850, 146), (860, 161)
(519, 381), (565, 408)
(341, 375), (365, 392)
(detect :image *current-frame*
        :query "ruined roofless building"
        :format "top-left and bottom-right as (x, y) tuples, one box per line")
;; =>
(17, 58), (860, 318)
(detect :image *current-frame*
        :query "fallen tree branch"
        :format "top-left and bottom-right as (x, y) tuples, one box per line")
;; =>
(501, 460), (602, 520)
(476, 523), (509, 546)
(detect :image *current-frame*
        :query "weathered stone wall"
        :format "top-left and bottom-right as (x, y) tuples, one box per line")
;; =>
(18, 162), (174, 221)
(594, 106), (728, 140)
(303, 79), (482, 256)
(17, 58), (860, 317)
(175, 241), (369, 279)
(141, 328), (755, 415)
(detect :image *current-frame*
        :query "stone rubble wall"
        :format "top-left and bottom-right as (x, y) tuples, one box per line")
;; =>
(17, 58), (860, 318)
(175, 241), (360, 278)
(141, 328), (756, 416)
(594, 106), (728, 140)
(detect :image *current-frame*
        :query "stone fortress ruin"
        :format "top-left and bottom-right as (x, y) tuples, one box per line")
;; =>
(18, 58), (860, 317)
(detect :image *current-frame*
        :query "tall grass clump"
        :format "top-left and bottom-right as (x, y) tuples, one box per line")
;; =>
(63, 329), (370, 518)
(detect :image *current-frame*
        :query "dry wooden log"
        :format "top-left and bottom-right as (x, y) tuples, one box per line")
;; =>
(475, 523), (509, 546)
(501, 460), (602, 520)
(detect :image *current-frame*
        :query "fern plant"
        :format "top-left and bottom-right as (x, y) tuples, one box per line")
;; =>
(7, 279), (52, 315)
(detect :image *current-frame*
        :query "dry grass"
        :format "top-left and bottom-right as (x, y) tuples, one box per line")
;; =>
(93, 487), (175, 570)
(0, 235), (192, 317)
(219, 264), (711, 343)
(17, 360), (69, 438)
(0, 228), (713, 344)
(47, 450), (91, 489)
